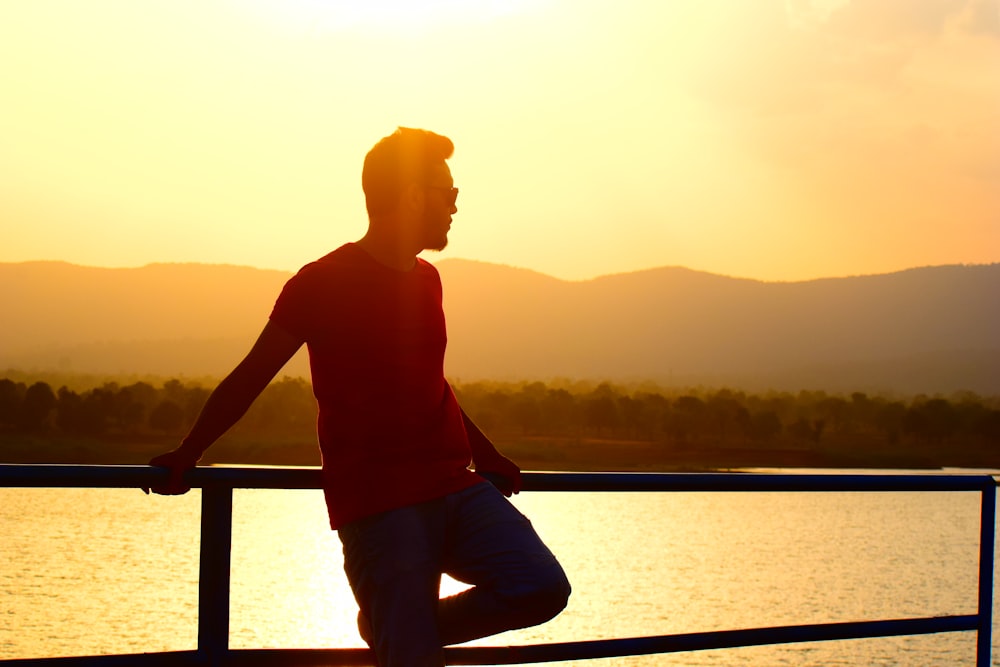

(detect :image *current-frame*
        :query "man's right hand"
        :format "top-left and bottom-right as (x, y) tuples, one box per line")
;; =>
(140, 320), (302, 497)
(144, 446), (201, 495)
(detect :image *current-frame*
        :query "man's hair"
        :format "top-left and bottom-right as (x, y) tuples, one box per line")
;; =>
(362, 127), (454, 217)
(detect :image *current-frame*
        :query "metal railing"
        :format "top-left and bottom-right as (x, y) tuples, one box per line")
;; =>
(0, 465), (995, 666)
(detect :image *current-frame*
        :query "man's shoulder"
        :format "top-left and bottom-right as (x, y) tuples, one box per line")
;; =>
(292, 244), (366, 279)
(305, 243), (363, 270)
(415, 256), (440, 276)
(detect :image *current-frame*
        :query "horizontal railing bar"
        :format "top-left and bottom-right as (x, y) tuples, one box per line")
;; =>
(0, 465), (994, 493)
(438, 615), (980, 664)
(520, 472), (997, 493)
(2, 615), (977, 666)
(445, 615), (980, 664)
(0, 651), (205, 666)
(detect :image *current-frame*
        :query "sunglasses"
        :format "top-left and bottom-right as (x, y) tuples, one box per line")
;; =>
(426, 186), (459, 207)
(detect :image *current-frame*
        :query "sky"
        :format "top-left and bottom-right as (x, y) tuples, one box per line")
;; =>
(1, 0), (997, 282)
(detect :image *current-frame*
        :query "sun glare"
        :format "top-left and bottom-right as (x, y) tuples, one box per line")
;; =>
(241, 0), (533, 34)
(784, 0), (850, 30)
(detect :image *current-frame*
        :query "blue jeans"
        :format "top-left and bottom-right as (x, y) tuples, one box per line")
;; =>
(338, 481), (571, 667)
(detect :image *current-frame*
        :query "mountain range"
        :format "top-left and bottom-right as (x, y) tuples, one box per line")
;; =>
(1, 260), (997, 395)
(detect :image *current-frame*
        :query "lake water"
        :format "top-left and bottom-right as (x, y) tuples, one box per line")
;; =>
(0, 476), (995, 666)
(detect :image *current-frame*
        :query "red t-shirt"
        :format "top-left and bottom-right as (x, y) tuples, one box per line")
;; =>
(270, 243), (480, 528)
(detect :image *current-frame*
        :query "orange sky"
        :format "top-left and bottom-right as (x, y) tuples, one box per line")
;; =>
(1, 0), (997, 281)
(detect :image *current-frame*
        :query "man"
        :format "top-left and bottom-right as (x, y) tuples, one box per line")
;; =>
(147, 128), (571, 666)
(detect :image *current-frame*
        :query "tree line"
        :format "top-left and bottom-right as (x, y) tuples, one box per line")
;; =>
(0, 377), (316, 440)
(1, 376), (998, 452)
(455, 381), (1000, 449)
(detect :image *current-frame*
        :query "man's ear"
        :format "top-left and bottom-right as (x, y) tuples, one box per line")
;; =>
(401, 182), (425, 212)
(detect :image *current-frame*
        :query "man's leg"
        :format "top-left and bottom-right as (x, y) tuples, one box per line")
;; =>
(338, 501), (447, 667)
(438, 481), (571, 646)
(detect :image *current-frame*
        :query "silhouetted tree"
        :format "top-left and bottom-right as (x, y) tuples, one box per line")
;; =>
(118, 381), (159, 433)
(952, 398), (995, 444)
(616, 396), (642, 439)
(667, 395), (706, 445)
(973, 409), (1000, 442)
(789, 417), (824, 443)
(633, 392), (668, 441)
(540, 388), (577, 436)
(182, 385), (211, 429)
(114, 389), (147, 432)
(123, 381), (159, 410)
(748, 410), (782, 441)
(149, 399), (185, 435)
(56, 387), (88, 435)
(875, 401), (907, 445)
(237, 376), (316, 436)
(478, 390), (513, 433)
(904, 398), (959, 443)
(162, 379), (186, 402)
(510, 397), (542, 435)
(850, 392), (874, 432)
(19, 382), (56, 432)
(0, 379), (24, 428)
(706, 393), (750, 443)
(583, 384), (620, 436)
(746, 393), (797, 428)
(817, 396), (850, 434)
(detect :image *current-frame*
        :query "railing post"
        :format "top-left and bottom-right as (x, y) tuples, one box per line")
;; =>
(977, 481), (995, 667)
(198, 485), (233, 666)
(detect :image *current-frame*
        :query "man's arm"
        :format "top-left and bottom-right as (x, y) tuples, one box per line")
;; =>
(146, 320), (304, 494)
(461, 406), (522, 496)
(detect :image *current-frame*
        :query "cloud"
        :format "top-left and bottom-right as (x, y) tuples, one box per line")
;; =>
(685, 0), (995, 117)
(824, 0), (968, 38)
(962, 0), (1000, 36)
(668, 0), (998, 262)
(678, 2), (823, 113)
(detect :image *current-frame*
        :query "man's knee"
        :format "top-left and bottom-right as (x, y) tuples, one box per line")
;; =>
(540, 566), (572, 619)
(511, 564), (571, 625)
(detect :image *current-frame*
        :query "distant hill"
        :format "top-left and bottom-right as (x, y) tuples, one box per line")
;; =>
(0, 261), (296, 377)
(1, 259), (998, 394)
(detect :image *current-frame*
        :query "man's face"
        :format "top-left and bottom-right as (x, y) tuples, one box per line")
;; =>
(419, 162), (458, 252)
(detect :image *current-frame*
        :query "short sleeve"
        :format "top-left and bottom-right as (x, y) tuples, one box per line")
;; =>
(269, 267), (318, 341)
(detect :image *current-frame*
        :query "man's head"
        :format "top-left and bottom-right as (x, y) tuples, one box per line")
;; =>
(362, 127), (458, 253)
(362, 127), (454, 208)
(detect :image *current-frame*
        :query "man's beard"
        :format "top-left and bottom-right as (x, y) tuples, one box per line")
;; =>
(421, 215), (450, 252)
(427, 235), (449, 252)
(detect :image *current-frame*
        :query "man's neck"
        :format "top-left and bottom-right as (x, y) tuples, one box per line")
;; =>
(356, 231), (419, 272)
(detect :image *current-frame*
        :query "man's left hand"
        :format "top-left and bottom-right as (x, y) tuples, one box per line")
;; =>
(475, 454), (522, 497)
(143, 446), (201, 495)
